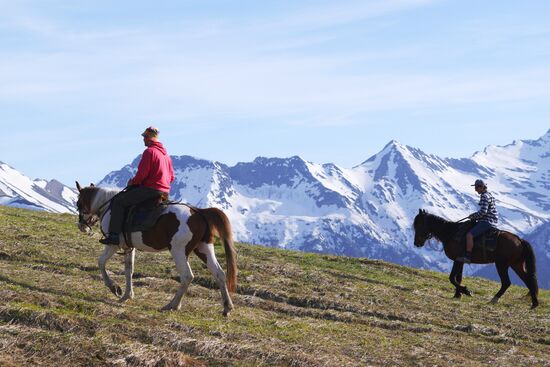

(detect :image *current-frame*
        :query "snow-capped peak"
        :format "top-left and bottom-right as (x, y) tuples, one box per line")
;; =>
(0, 162), (77, 213)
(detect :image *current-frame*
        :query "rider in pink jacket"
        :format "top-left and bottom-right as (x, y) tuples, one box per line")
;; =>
(100, 126), (174, 245)
(129, 140), (174, 193)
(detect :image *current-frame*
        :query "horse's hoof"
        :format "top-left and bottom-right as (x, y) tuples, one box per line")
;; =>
(111, 285), (123, 298)
(530, 302), (539, 309)
(489, 297), (499, 304)
(119, 295), (133, 303)
(222, 309), (231, 317)
(160, 304), (178, 312)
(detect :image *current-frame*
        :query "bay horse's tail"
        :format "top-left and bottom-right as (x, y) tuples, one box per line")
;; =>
(521, 239), (538, 295)
(522, 240), (537, 276)
(198, 208), (238, 293)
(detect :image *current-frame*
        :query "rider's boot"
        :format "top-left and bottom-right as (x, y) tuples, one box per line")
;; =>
(99, 232), (120, 245)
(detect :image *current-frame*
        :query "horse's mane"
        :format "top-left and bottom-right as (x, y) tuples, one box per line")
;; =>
(425, 212), (461, 243)
(89, 186), (120, 213)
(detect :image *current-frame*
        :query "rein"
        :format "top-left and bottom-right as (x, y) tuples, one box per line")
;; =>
(79, 187), (131, 236)
(423, 214), (464, 244)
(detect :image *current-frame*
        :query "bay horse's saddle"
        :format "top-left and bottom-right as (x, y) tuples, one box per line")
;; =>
(122, 192), (170, 243)
(454, 221), (501, 252)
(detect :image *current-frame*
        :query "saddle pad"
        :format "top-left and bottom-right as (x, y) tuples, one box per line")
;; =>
(124, 204), (168, 233)
(473, 232), (499, 252)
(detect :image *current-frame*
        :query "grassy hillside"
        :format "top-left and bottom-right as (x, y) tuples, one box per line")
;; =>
(0, 205), (549, 366)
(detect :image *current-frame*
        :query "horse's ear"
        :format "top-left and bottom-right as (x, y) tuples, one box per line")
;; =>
(419, 209), (426, 215)
(90, 183), (95, 187)
(76, 181), (82, 192)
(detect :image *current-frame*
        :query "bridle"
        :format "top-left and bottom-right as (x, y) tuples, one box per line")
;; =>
(77, 197), (112, 235)
(414, 214), (434, 246)
(77, 186), (134, 235)
(415, 212), (471, 247)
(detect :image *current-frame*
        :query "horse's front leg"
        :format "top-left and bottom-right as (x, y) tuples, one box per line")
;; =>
(98, 245), (123, 298)
(119, 248), (135, 302)
(449, 261), (461, 298)
(450, 261), (471, 298)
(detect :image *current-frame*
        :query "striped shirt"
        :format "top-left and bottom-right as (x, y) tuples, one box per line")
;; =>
(471, 191), (498, 225)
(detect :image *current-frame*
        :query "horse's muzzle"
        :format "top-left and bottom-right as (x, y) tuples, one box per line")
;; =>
(77, 222), (91, 233)
(413, 238), (424, 247)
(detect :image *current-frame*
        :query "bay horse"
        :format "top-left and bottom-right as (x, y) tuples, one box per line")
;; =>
(75, 182), (237, 316)
(413, 209), (538, 309)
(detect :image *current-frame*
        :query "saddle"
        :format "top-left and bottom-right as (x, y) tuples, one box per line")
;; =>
(122, 192), (170, 246)
(454, 221), (501, 252)
(474, 227), (500, 251)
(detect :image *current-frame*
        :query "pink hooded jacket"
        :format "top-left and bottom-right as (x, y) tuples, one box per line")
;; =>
(130, 141), (174, 193)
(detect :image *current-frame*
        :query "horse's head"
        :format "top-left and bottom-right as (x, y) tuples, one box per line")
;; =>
(413, 209), (432, 247)
(75, 181), (98, 234)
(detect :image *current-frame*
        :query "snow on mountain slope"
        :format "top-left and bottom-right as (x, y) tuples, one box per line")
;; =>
(0, 161), (77, 213)
(470, 131), (550, 231)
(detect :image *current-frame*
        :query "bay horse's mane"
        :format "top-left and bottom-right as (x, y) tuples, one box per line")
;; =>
(423, 212), (463, 243)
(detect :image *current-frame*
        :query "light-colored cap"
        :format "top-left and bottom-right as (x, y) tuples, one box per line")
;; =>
(141, 126), (159, 138)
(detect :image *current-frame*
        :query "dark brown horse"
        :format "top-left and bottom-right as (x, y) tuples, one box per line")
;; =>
(413, 209), (538, 308)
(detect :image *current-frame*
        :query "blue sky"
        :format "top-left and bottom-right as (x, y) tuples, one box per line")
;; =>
(1, 0), (549, 186)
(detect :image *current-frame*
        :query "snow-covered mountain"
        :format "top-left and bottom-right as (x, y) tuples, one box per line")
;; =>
(98, 130), (550, 278)
(0, 161), (77, 214)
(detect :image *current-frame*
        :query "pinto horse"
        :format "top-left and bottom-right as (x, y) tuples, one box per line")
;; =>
(75, 182), (237, 316)
(413, 209), (538, 309)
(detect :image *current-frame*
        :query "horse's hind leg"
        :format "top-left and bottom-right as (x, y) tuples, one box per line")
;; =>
(490, 262), (511, 304)
(511, 261), (539, 309)
(195, 242), (234, 317)
(98, 245), (123, 298)
(161, 244), (194, 311)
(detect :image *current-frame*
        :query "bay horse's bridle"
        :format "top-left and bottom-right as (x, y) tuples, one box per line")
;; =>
(414, 210), (434, 247)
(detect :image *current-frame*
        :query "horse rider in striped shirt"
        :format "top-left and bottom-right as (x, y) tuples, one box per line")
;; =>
(456, 179), (499, 264)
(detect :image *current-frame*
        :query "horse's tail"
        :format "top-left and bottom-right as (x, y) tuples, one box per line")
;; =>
(521, 239), (537, 277)
(198, 208), (238, 293)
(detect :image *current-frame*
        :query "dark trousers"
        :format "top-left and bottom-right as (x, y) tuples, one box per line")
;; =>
(468, 220), (493, 238)
(108, 186), (163, 233)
